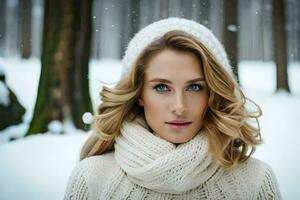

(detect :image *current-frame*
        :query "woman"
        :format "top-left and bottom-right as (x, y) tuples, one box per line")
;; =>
(64, 18), (281, 199)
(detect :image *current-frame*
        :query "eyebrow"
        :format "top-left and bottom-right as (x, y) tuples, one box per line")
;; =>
(149, 77), (205, 84)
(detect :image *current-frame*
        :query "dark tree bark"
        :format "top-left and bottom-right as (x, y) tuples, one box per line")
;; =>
(223, 0), (240, 84)
(72, 0), (93, 128)
(26, 0), (93, 135)
(21, 0), (32, 58)
(273, 0), (290, 92)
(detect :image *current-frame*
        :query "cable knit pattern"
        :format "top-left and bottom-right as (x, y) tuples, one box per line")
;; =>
(257, 166), (282, 199)
(64, 119), (282, 199)
(64, 163), (89, 200)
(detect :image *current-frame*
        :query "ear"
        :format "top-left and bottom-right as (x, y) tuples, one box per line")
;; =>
(137, 97), (144, 107)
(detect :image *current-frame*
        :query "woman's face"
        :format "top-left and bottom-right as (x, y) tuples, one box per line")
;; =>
(138, 49), (209, 144)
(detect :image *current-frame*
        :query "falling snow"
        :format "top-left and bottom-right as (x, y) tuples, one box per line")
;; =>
(227, 24), (238, 32)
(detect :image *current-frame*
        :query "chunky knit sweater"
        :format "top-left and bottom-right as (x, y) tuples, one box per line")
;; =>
(64, 153), (281, 200)
(64, 119), (281, 200)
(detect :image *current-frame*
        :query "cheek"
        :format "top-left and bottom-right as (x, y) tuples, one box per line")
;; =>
(188, 95), (209, 117)
(143, 93), (165, 113)
(142, 94), (167, 130)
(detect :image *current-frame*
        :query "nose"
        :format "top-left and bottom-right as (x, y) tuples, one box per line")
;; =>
(171, 92), (186, 116)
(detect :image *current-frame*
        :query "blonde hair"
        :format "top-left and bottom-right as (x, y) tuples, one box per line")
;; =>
(80, 30), (262, 169)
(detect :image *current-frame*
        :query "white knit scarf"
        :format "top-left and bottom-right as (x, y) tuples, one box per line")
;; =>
(112, 117), (220, 195)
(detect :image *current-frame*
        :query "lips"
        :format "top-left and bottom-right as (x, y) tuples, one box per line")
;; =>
(165, 120), (192, 130)
(166, 122), (192, 125)
(166, 120), (192, 125)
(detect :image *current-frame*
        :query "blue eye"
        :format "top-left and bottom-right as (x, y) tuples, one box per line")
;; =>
(188, 84), (203, 92)
(154, 84), (169, 93)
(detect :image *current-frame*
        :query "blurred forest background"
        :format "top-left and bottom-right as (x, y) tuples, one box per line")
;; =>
(0, 1), (300, 199)
(1, 0), (299, 61)
(0, 0), (299, 134)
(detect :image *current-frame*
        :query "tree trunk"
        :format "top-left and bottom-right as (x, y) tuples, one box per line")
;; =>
(26, 0), (93, 135)
(72, 0), (93, 128)
(21, 0), (32, 59)
(273, 0), (290, 92)
(223, 0), (240, 84)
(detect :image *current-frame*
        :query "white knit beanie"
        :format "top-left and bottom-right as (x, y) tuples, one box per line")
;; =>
(121, 17), (233, 78)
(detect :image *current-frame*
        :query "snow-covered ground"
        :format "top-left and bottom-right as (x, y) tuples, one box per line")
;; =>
(0, 58), (299, 200)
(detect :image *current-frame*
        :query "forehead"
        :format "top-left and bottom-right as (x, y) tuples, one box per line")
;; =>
(145, 49), (203, 79)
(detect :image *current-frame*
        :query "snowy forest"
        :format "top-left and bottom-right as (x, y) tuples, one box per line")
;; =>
(0, 0), (299, 199)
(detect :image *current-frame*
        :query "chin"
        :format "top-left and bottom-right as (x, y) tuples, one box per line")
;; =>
(164, 136), (192, 144)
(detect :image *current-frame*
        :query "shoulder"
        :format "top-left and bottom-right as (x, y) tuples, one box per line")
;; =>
(64, 152), (118, 200)
(235, 157), (272, 174)
(79, 151), (117, 171)
(226, 157), (282, 199)
(69, 151), (117, 179)
(236, 157), (278, 182)
(78, 151), (119, 185)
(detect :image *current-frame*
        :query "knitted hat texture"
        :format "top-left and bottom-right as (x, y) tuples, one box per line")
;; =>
(121, 17), (232, 78)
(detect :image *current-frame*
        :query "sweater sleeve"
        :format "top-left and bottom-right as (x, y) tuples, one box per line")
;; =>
(64, 163), (90, 200)
(257, 164), (282, 200)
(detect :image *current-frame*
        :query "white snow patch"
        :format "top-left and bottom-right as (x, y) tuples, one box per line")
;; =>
(48, 120), (63, 134)
(0, 132), (89, 200)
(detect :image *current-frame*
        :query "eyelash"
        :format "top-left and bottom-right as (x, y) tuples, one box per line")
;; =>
(153, 83), (204, 93)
